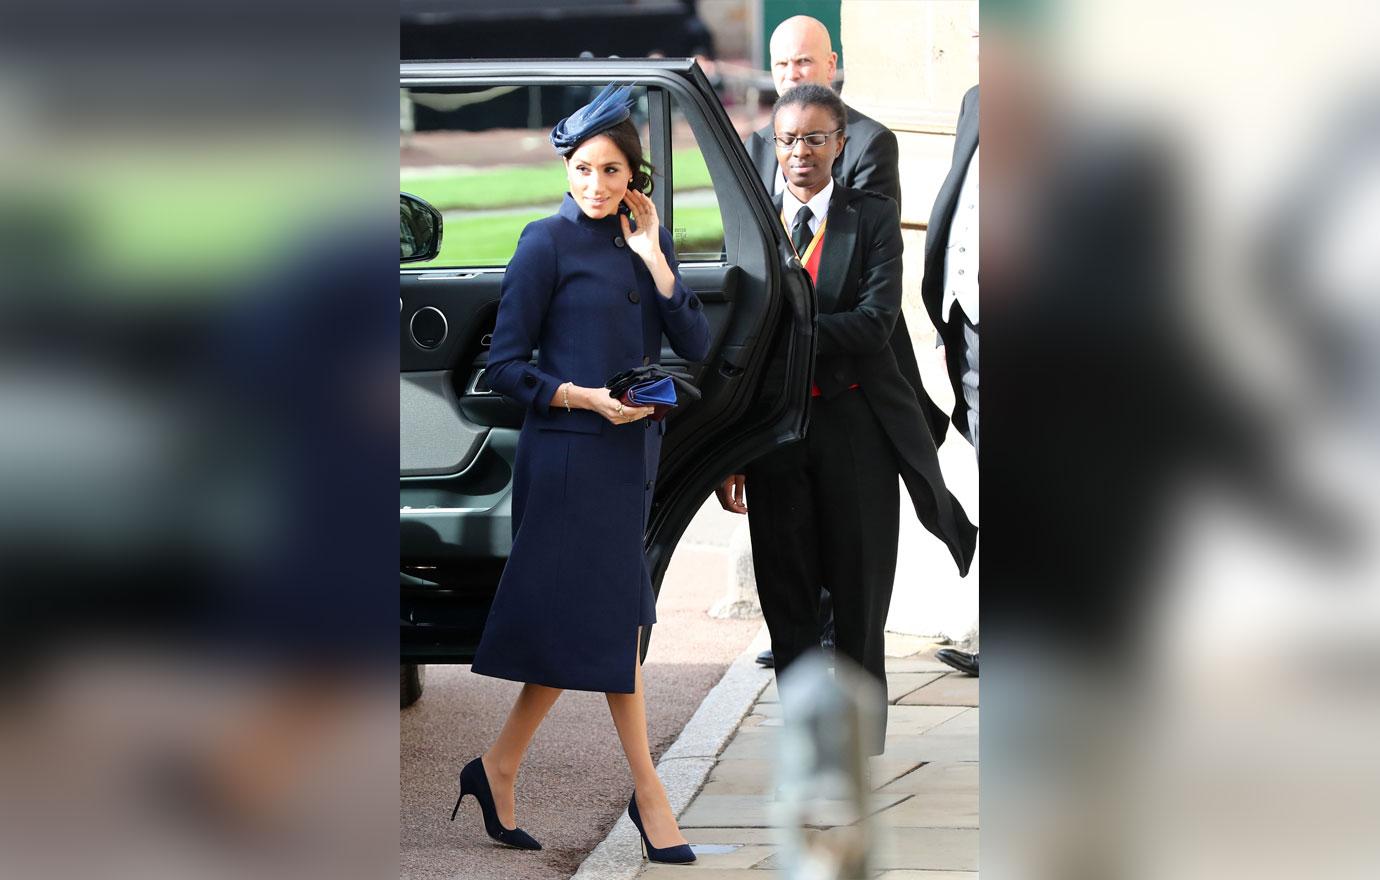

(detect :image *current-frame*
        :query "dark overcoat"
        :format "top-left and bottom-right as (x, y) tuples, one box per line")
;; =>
(471, 194), (711, 693)
(747, 102), (939, 460)
(919, 85), (979, 445)
(803, 184), (978, 574)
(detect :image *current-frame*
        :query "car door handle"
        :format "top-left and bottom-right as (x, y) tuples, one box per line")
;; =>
(465, 369), (494, 395)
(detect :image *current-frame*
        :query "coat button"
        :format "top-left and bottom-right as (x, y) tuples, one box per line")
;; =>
(628, 290), (640, 304)
(645, 420), (652, 429)
(689, 297), (702, 311)
(642, 355), (651, 365)
(614, 236), (626, 248)
(645, 481), (653, 490)
(523, 375), (538, 388)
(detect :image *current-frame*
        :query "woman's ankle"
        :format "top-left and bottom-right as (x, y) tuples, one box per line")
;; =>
(633, 777), (669, 804)
(481, 751), (519, 780)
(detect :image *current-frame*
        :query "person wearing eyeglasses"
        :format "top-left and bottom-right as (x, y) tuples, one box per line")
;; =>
(746, 15), (901, 212)
(715, 84), (976, 756)
(732, 15), (946, 671)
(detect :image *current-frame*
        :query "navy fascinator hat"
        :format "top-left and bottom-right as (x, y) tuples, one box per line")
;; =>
(549, 83), (635, 154)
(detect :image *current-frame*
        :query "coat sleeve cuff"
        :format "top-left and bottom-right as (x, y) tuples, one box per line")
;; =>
(509, 364), (560, 416)
(659, 278), (698, 311)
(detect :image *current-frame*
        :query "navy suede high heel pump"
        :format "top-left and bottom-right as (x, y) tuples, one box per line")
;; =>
(450, 757), (541, 851)
(628, 794), (695, 864)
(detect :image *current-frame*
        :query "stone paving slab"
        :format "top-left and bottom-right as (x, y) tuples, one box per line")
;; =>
(897, 673), (978, 707)
(756, 663), (953, 706)
(681, 828), (781, 845)
(880, 657), (957, 674)
(878, 759), (978, 797)
(877, 764), (979, 827)
(876, 732), (978, 765)
(886, 672), (946, 703)
(640, 868), (763, 879)
(870, 756), (927, 789)
(756, 827), (978, 873)
(705, 757), (774, 785)
(924, 708), (978, 737)
(871, 828), (979, 872)
(885, 705), (970, 737)
(621, 642), (979, 879)
(679, 791), (910, 829)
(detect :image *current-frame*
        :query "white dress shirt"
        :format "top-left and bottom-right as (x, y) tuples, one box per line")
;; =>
(942, 145), (979, 325)
(782, 178), (834, 240)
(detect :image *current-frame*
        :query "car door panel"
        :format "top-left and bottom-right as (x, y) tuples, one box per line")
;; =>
(400, 371), (487, 476)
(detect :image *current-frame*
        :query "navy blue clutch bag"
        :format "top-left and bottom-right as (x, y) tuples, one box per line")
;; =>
(606, 366), (700, 422)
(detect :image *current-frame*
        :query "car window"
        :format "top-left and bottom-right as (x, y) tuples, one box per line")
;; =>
(400, 83), (726, 269)
(668, 96), (727, 263)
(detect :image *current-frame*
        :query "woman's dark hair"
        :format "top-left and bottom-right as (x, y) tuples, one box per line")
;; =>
(563, 119), (656, 195)
(772, 83), (847, 133)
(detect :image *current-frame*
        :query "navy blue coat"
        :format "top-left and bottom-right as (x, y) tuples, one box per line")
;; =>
(471, 194), (711, 693)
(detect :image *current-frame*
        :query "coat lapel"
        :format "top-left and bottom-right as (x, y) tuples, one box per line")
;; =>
(814, 187), (858, 313)
(924, 88), (979, 264)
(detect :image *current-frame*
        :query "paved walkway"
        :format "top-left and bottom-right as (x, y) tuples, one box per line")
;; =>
(599, 637), (979, 879)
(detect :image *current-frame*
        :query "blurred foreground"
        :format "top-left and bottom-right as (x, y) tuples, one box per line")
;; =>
(983, 1), (1380, 878)
(1, 4), (398, 877)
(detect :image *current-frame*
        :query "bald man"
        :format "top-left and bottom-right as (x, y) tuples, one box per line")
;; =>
(745, 15), (901, 211)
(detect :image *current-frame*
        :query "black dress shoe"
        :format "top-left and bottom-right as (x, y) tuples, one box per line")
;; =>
(935, 649), (979, 677)
(755, 649), (774, 668)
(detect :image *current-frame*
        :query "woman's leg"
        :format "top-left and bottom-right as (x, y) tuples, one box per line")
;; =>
(605, 636), (687, 848)
(482, 683), (562, 828)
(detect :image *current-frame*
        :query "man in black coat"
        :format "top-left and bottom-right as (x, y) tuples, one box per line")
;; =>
(716, 85), (976, 755)
(732, 15), (938, 670)
(923, 85), (982, 678)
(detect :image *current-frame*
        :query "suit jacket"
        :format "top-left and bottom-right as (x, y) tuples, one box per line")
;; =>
(920, 85), (979, 445)
(792, 184), (977, 574)
(747, 101), (936, 451)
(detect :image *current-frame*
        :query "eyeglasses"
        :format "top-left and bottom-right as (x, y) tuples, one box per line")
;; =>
(772, 129), (843, 149)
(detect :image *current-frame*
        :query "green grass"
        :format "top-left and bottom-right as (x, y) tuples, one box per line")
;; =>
(421, 202), (725, 269)
(403, 146), (727, 267)
(402, 148), (715, 212)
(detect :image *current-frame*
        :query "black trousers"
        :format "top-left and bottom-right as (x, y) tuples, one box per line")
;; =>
(745, 389), (900, 754)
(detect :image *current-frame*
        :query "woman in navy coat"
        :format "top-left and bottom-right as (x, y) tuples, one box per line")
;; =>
(453, 86), (710, 863)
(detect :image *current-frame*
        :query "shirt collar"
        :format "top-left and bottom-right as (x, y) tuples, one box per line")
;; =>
(782, 178), (834, 229)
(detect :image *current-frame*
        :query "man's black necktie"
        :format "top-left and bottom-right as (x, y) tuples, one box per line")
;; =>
(791, 206), (814, 256)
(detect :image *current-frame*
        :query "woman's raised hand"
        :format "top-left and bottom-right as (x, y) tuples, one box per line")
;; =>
(619, 190), (662, 267)
(593, 388), (656, 426)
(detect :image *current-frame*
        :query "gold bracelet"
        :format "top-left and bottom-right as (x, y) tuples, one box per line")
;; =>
(562, 383), (571, 413)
